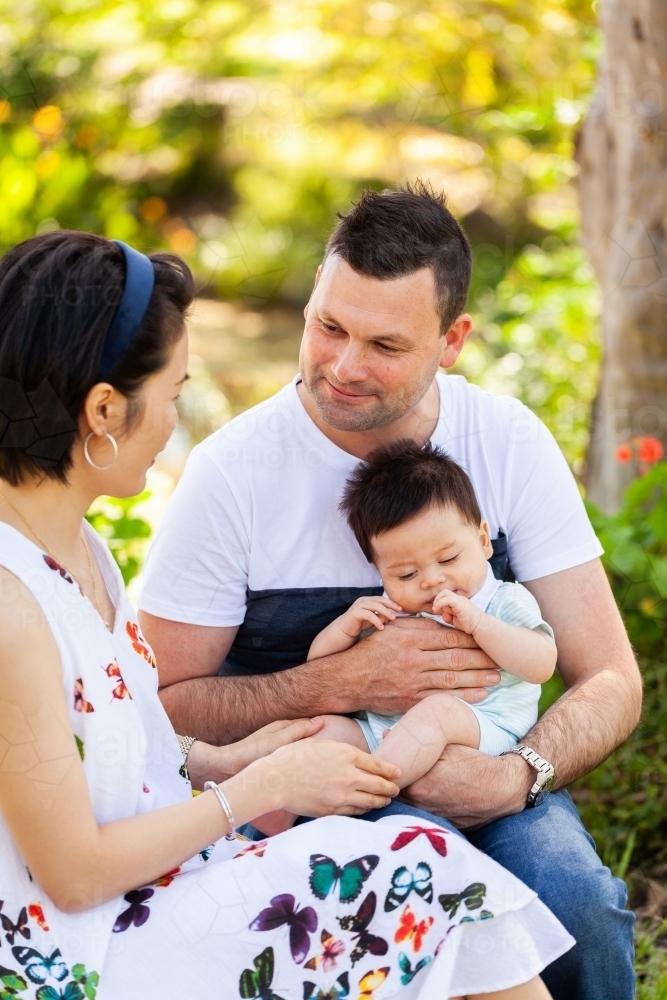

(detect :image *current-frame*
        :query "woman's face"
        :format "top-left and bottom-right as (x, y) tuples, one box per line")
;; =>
(85, 332), (189, 499)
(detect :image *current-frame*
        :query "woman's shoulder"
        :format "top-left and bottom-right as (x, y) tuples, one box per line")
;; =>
(0, 520), (53, 580)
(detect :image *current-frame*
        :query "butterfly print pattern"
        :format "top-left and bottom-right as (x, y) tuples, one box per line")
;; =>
(302, 971), (349, 999)
(390, 825), (448, 858)
(357, 968), (389, 997)
(239, 946), (284, 1000)
(438, 882), (488, 920)
(33, 984), (81, 1000)
(309, 854), (378, 904)
(102, 661), (130, 701)
(0, 951), (100, 1000)
(0, 904), (30, 945)
(73, 678), (94, 714)
(250, 895), (317, 965)
(113, 888), (154, 933)
(28, 904), (49, 933)
(0, 964), (28, 997)
(71, 962), (100, 998)
(235, 841), (267, 859)
(43, 556), (74, 586)
(304, 930), (345, 972)
(398, 952), (432, 986)
(394, 905), (433, 953)
(125, 622), (156, 667)
(336, 893), (388, 967)
(153, 868), (181, 888)
(384, 862), (433, 912)
(12, 946), (68, 985)
(460, 909), (495, 924)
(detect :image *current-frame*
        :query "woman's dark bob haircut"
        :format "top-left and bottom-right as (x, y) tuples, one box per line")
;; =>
(0, 230), (194, 485)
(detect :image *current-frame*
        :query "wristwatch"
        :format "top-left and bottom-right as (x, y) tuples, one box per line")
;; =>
(500, 744), (556, 807)
(178, 735), (197, 780)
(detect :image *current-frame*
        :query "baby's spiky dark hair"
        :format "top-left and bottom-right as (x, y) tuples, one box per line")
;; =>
(340, 439), (481, 562)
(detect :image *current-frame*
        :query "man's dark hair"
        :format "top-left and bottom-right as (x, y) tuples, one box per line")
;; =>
(325, 180), (472, 333)
(340, 439), (482, 563)
(0, 230), (194, 485)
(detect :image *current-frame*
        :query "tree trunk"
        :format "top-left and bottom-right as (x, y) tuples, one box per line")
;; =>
(577, 0), (667, 512)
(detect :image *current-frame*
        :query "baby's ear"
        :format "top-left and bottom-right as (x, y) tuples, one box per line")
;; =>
(479, 519), (494, 558)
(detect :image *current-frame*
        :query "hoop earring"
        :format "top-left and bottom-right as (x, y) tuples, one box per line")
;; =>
(84, 432), (118, 471)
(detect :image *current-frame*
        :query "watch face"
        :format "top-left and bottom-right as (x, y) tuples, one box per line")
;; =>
(541, 774), (556, 792)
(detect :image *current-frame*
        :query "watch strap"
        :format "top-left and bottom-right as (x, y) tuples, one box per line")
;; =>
(500, 743), (556, 807)
(178, 735), (197, 780)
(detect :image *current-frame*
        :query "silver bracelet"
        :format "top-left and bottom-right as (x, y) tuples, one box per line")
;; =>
(204, 781), (236, 840)
(178, 735), (197, 780)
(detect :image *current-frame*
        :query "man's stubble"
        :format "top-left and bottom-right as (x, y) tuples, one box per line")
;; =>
(299, 355), (442, 434)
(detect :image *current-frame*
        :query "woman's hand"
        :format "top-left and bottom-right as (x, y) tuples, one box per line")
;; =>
(187, 718), (326, 789)
(228, 718), (327, 771)
(227, 740), (401, 820)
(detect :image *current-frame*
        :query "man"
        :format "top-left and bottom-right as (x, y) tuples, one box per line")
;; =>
(140, 183), (640, 999)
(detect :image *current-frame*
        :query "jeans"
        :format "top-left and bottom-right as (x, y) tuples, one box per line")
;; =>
(241, 790), (635, 1000)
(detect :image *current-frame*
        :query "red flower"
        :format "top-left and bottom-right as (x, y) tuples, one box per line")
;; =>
(615, 444), (632, 464)
(638, 437), (664, 464)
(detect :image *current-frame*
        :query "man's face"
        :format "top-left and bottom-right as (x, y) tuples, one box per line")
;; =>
(299, 256), (464, 432)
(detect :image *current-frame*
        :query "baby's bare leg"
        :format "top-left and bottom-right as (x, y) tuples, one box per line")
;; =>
(374, 693), (480, 789)
(253, 716), (369, 835)
(450, 975), (552, 1000)
(311, 714), (370, 749)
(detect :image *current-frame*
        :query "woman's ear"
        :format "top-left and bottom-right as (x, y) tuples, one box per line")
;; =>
(80, 382), (121, 437)
(479, 519), (494, 559)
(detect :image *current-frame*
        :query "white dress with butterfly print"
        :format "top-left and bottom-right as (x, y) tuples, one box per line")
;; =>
(0, 523), (574, 1000)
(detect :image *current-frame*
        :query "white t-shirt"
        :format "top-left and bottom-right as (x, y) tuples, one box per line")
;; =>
(140, 374), (602, 674)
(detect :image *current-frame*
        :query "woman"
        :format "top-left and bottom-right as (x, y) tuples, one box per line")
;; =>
(0, 231), (572, 1000)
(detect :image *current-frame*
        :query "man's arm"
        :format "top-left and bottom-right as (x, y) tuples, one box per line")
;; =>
(401, 558), (642, 828)
(141, 611), (501, 745)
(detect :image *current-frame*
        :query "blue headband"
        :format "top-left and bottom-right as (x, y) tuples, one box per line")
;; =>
(97, 240), (155, 381)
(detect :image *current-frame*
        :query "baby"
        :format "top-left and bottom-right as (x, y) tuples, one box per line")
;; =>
(253, 440), (556, 836)
(307, 439), (557, 788)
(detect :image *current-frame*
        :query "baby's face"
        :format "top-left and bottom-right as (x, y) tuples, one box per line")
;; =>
(372, 504), (494, 615)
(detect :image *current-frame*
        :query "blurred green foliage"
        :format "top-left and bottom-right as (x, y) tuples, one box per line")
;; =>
(566, 463), (667, 876)
(0, 0), (600, 466)
(85, 494), (151, 585)
(455, 241), (599, 469)
(637, 919), (667, 999)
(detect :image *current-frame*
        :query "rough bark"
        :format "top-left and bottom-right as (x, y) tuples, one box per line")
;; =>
(577, 0), (667, 512)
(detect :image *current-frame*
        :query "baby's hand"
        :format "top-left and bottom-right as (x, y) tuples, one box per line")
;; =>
(432, 589), (483, 634)
(340, 597), (402, 638)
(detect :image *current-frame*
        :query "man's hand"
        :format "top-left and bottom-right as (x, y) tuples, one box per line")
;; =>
(401, 746), (534, 830)
(343, 616), (501, 715)
(146, 611), (501, 743)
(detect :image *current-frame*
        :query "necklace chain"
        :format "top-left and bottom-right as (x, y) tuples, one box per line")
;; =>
(0, 489), (112, 630)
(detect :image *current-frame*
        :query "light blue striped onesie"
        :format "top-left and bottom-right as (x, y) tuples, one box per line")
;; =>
(356, 563), (554, 756)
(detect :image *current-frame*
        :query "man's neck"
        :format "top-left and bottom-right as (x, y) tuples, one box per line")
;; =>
(296, 377), (441, 460)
